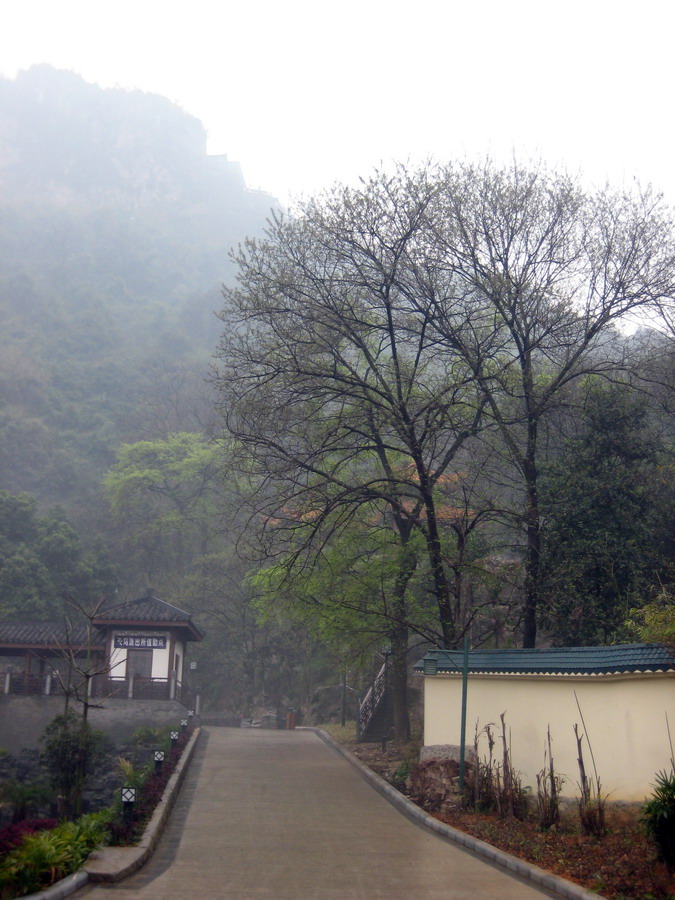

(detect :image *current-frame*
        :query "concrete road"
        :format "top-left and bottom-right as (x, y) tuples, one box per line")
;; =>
(77, 727), (556, 899)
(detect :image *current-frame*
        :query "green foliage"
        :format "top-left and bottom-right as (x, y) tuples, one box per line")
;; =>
(181, 548), (335, 715)
(627, 588), (675, 645)
(0, 780), (51, 824)
(539, 384), (667, 645)
(104, 433), (225, 583)
(39, 711), (106, 818)
(0, 490), (116, 619)
(0, 812), (106, 897)
(391, 760), (412, 786)
(132, 726), (169, 748)
(250, 517), (431, 652)
(642, 769), (675, 871)
(321, 722), (357, 743)
(0, 65), (275, 529)
(116, 757), (149, 790)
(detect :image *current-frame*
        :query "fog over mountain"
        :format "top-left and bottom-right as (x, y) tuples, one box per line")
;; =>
(0, 65), (279, 524)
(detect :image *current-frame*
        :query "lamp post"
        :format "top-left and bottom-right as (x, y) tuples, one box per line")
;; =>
(423, 645), (470, 795)
(458, 635), (470, 795)
(170, 730), (179, 749)
(180, 718), (188, 731)
(154, 750), (165, 774)
(121, 786), (136, 822)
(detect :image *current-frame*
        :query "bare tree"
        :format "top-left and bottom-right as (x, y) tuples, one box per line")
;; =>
(408, 161), (675, 645)
(213, 170), (488, 738)
(215, 160), (675, 682)
(46, 598), (115, 816)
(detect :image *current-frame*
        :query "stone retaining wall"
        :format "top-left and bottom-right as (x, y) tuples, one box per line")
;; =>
(0, 695), (191, 754)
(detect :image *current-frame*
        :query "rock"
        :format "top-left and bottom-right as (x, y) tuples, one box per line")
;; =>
(408, 758), (474, 812)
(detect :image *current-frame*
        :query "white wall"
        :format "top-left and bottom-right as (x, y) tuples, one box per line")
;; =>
(108, 642), (127, 678)
(422, 672), (674, 801)
(171, 640), (186, 681)
(107, 632), (172, 679)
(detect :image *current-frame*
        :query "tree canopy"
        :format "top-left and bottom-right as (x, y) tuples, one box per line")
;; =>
(214, 160), (675, 656)
(0, 491), (116, 619)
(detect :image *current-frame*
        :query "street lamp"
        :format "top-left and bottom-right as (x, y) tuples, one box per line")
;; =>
(121, 786), (136, 822)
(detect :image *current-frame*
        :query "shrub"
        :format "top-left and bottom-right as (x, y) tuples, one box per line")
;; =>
(117, 757), (150, 789)
(0, 820), (57, 856)
(0, 779), (51, 823)
(536, 727), (564, 831)
(40, 711), (107, 818)
(0, 812), (106, 898)
(0, 830), (72, 896)
(466, 716), (529, 820)
(390, 760), (412, 790)
(642, 769), (675, 872)
(132, 726), (171, 749)
(574, 722), (607, 837)
(108, 728), (190, 845)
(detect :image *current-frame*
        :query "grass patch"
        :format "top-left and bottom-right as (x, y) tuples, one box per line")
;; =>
(320, 722), (358, 744)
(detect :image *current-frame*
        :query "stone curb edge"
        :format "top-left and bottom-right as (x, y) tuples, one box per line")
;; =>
(309, 728), (602, 900)
(17, 872), (90, 900)
(22, 727), (202, 899)
(86, 726), (202, 882)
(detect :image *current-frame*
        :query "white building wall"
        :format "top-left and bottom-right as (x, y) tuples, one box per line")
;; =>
(150, 642), (171, 678)
(108, 643), (127, 678)
(422, 672), (674, 802)
(171, 640), (186, 682)
(108, 631), (172, 679)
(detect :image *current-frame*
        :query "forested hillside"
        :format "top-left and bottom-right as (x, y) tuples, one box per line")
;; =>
(0, 65), (277, 524)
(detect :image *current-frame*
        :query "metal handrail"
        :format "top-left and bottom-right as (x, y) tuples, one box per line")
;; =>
(358, 662), (387, 735)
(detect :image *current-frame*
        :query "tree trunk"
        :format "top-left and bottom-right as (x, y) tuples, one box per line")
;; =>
(390, 623), (410, 742)
(522, 418), (540, 648)
(417, 472), (455, 647)
(387, 535), (416, 741)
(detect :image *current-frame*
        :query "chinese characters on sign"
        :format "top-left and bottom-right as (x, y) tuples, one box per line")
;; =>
(113, 635), (167, 650)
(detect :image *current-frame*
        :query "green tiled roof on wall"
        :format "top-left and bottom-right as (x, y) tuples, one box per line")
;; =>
(413, 643), (675, 676)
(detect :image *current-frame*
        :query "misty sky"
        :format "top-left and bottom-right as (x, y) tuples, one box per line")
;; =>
(3, 0), (674, 205)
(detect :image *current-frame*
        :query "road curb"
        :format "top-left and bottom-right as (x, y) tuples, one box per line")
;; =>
(84, 727), (201, 883)
(16, 871), (90, 900)
(21, 727), (201, 899)
(311, 728), (601, 900)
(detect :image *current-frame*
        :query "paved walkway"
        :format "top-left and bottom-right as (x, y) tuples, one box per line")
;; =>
(77, 727), (556, 900)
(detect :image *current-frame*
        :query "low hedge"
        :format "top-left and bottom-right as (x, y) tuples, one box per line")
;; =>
(0, 812), (108, 899)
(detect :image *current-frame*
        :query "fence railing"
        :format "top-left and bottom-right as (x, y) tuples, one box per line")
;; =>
(1, 670), (195, 710)
(2, 672), (45, 695)
(358, 662), (387, 738)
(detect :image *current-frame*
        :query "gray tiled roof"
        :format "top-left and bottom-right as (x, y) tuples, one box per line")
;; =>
(94, 595), (203, 640)
(413, 643), (675, 676)
(0, 621), (105, 648)
(96, 595), (192, 623)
